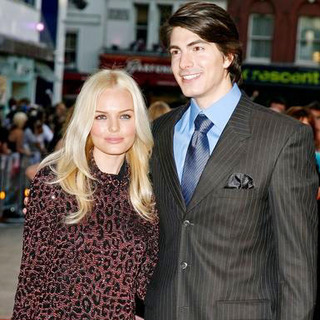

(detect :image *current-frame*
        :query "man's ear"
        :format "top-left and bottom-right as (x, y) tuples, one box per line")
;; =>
(223, 54), (234, 69)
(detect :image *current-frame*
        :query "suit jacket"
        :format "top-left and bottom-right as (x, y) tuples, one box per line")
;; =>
(145, 94), (318, 320)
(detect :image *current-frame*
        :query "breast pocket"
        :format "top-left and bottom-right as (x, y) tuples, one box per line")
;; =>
(215, 188), (259, 199)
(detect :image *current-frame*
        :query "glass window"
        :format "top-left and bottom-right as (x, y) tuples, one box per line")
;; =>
(134, 4), (149, 50)
(64, 32), (78, 69)
(158, 4), (172, 26)
(247, 14), (274, 61)
(296, 16), (320, 63)
(13, 0), (35, 6)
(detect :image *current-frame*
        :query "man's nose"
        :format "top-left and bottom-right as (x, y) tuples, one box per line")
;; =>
(179, 52), (194, 69)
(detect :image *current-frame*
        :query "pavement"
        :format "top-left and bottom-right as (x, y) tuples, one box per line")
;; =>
(0, 222), (23, 319)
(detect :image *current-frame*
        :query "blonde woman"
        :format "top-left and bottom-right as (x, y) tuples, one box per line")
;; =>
(12, 69), (158, 320)
(148, 100), (171, 121)
(7, 111), (30, 155)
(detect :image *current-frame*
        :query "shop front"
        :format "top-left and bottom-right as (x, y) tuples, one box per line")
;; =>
(241, 64), (320, 107)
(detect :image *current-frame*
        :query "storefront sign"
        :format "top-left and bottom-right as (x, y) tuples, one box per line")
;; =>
(99, 53), (177, 87)
(242, 65), (320, 88)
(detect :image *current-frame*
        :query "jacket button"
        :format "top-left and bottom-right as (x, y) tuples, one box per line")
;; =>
(180, 262), (188, 270)
(183, 220), (191, 227)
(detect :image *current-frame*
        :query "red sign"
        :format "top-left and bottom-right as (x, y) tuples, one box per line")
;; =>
(99, 53), (178, 87)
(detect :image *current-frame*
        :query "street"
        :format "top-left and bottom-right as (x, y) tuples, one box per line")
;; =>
(0, 223), (23, 319)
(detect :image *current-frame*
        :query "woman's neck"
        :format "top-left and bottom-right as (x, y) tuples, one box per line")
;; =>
(92, 148), (125, 174)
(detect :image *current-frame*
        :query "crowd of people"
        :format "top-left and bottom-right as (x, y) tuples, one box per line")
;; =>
(0, 98), (68, 158)
(261, 97), (320, 172)
(0, 98), (70, 218)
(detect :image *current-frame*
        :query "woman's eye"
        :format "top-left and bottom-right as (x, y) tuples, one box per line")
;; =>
(96, 114), (106, 120)
(120, 114), (131, 120)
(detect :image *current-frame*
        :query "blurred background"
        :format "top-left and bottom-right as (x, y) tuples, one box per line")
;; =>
(1, 0), (320, 318)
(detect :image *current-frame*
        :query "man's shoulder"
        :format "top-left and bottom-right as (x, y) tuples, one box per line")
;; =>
(239, 94), (303, 130)
(152, 104), (188, 135)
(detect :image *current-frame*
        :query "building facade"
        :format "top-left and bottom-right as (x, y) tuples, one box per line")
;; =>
(228, 0), (320, 106)
(63, 0), (227, 106)
(0, 0), (55, 111)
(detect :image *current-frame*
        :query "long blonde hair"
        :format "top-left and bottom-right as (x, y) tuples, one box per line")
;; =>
(40, 69), (155, 223)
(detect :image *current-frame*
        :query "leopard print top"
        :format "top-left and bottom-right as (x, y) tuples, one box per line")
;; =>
(12, 159), (159, 320)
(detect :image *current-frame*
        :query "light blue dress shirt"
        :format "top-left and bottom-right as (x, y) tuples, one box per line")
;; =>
(173, 84), (242, 182)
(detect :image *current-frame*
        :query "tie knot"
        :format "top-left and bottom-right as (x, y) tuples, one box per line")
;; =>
(194, 114), (213, 134)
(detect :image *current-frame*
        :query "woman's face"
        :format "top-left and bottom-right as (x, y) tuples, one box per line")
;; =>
(90, 87), (136, 165)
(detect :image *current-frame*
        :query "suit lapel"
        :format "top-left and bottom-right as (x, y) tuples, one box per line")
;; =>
(187, 94), (253, 211)
(156, 105), (189, 212)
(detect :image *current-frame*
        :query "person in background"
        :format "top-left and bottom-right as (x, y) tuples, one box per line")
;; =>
(7, 112), (30, 156)
(23, 112), (53, 164)
(12, 69), (158, 320)
(0, 118), (10, 155)
(285, 105), (320, 193)
(307, 101), (320, 152)
(286, 106), (314, 126)
(47, 102), (67, 152)
(148, 100), (171, 121)
(25, 106), (74, 181)
(144, 2), (318, 320)
(268, 95), (287, 113)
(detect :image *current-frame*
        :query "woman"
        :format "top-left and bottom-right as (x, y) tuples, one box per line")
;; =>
(24, 112), (53, 164)
(12, 69), (159, 320)
(7, 111), (30, 155)
(148, 100), (171, 121)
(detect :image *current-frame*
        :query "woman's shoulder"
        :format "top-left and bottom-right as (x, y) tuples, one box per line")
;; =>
(30, 166), (58, 196)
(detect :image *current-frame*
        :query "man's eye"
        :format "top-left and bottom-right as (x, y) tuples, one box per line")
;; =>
(193, 46), (204, 52)
(170, 50), (179, 56)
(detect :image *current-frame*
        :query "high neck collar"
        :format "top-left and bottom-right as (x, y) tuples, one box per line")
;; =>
(89, 152), (129, 184)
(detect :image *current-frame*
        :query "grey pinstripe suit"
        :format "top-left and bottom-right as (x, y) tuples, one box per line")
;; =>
(144, 94), (318, 320)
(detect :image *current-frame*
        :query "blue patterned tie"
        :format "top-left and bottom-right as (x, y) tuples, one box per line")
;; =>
(181, 113), (213, 204)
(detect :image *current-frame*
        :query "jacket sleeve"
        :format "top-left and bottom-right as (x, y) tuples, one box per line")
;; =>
(135, 215), (159, 300)
(269, 124), (318, 320)
(12, 168), (56, 319)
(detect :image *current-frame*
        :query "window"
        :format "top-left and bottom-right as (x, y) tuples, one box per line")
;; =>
(134, 4), (149, 50)
(247, 14), (274, 62)
(64, 32), (78, 69)
(23, 0), (35, 5)
(158, 4), (172, 26)
(296, 16), (320, 64)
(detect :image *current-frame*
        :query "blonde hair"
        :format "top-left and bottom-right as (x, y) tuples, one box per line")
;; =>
(148, 100), (171, 121)
(13, 112), (28, 128)
(40, 69), (155, 223)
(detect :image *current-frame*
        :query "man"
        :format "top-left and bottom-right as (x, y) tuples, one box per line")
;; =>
(268, 96), (287, 113)
(145, 2), (318, 320)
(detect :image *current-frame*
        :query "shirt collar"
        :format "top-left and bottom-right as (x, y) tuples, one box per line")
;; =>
(189, 83), (241, 132)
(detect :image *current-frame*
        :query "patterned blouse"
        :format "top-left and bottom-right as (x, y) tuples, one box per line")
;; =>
(12, 158), (159, 320)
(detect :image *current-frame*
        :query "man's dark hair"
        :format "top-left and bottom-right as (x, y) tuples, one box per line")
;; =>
(160, 1), (243, 84)
(306, 100), (320, 111)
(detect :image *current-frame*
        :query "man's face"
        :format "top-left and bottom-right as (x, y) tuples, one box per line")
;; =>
(310, 109), (320, 131)
(169, 27), (233, 109)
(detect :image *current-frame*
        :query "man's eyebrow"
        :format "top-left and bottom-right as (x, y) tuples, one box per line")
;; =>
(187, 39), (209, 47)
(169, 39), (209, 50)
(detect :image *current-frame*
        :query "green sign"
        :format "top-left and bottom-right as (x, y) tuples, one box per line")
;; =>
(242, 66), (320, 87)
